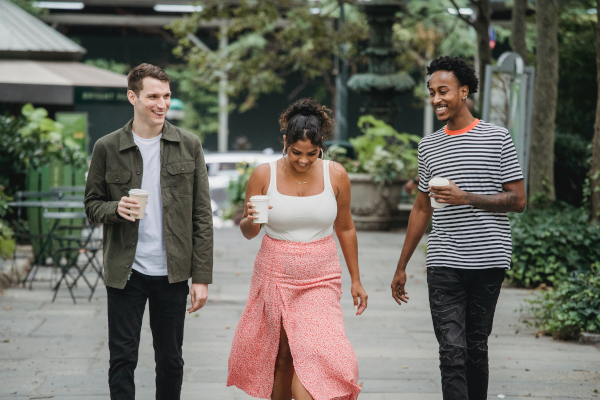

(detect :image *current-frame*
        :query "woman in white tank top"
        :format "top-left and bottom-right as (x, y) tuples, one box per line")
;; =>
(227, 99), (368, 400)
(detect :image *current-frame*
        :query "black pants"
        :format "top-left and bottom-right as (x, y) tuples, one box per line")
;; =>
(106, 270), (189, 400)
(427, 267), (505, 400)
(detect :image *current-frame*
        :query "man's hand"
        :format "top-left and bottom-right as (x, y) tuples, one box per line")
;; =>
(188, 283), (208, 313)
(429, 180), (466, 206)
(117, 196), (140, 222)
(391, 268), (410, 306)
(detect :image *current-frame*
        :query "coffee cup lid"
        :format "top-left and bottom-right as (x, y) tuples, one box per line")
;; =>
(129, 189), (149, 195)
(429, 177), (449, 187)
(250, 195), (270, 201)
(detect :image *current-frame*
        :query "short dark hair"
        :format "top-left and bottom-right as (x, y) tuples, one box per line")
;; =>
(127, 63), (170, 96)
(426, 56), (479, 95)
(279, 98), (333, 151)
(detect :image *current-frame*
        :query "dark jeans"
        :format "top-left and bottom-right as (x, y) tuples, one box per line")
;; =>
(106, 270), (189, 400)
(427, 267), (505, 400)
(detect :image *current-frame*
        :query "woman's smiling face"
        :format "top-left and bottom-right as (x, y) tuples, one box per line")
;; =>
(283, 135), (320, 173)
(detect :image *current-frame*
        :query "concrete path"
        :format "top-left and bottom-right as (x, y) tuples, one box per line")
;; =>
(0, 228), (598, 400)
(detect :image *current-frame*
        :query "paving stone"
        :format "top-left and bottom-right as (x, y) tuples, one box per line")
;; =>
(0, 228), (598, 399)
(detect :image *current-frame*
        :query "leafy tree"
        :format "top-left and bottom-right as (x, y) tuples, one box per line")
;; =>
(164, 66), (220, 140)
(84, 59), (130, 75)
(169, 0), (369, 117)
(448, 0), (491, 109)
(393, 0), (476, 102)
(592, 0), (600, 223)
(529, 0), (559, 208)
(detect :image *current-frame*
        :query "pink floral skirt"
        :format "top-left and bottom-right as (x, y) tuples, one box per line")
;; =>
(227, 234), (361, 400)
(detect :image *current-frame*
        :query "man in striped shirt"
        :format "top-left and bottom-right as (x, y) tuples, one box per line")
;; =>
(391, 56), (526, 400)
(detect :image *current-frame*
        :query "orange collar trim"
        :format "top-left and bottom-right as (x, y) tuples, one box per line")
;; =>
(444, 118), (480, 136)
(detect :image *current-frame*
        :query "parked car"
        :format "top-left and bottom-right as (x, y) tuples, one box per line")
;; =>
(204, 150), (282, 207)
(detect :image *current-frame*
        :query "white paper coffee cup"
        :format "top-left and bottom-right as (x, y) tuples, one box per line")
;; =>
(128, 189), (149, 219)
(250, 195), (270, 224)
(428, 177), (450, 209)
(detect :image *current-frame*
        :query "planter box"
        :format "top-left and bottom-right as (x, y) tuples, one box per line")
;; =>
(348, 173), (407, 231)
(579, 332), (600, 344)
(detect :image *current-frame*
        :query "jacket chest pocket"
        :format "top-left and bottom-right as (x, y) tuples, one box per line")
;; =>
(105, 171), (132, 200)
(166, 161), (195, 196)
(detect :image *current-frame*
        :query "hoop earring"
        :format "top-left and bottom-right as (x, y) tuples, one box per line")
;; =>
(282, 147), (286, 156)
(320, 148), (324, 159)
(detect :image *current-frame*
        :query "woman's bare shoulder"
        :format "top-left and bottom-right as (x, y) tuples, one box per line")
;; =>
(328, 160), (349, 181)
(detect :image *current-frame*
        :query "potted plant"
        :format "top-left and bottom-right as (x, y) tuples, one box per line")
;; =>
(329, 116), (420, 230)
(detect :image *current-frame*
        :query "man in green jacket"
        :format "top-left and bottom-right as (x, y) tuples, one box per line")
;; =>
(84, 63), (213, 400)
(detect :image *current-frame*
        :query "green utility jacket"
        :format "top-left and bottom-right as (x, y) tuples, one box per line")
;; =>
(84, 119), (213, 289)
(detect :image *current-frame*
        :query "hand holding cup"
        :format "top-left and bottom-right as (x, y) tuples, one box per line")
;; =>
(247, 195), (272, 224)
(117, 196), (140, 222)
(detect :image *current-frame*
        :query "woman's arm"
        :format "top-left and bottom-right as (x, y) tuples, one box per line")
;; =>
(331, 162), (368, 315)
(239, 163), (271, 240)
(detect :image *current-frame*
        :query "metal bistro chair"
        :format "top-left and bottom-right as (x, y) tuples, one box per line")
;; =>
(44, 211), (103, 303)
(49, 186), (85, 202)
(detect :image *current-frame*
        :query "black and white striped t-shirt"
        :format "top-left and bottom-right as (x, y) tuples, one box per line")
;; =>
(417, 119), (524, 269)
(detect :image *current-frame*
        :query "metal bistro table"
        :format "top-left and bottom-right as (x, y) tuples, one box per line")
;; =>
(8, 201), (86, 288)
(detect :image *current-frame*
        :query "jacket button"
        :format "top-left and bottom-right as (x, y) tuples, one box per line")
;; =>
(180, 166), (185, 171)
(115, 177), (120, 182)
(136, 171), (141, 175)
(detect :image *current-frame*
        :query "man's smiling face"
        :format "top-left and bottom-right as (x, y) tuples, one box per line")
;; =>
(129, 77), (171, 128)
(428, 70), (468, 122)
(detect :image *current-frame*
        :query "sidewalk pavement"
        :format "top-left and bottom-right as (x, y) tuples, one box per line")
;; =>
(0, 228), (598, 400)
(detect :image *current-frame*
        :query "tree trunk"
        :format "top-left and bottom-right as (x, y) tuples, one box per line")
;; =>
(590, 0), (600, 223)
(473, 0), (491, 110)
(511, 0), (528, 64)
(528, 0), (558, 208)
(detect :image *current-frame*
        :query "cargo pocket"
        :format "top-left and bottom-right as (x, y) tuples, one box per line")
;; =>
(166, 161), (195, 196)
(105, 170), (131, 200)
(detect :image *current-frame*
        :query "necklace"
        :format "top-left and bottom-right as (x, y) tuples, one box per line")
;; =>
(282, 157), (315, 185)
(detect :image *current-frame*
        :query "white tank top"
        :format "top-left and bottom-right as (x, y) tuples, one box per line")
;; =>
(264, 159), (337, 242)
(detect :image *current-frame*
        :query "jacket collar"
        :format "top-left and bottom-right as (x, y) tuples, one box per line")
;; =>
(119, 118), (181, 151)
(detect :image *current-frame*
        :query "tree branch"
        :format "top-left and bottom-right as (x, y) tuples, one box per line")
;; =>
(448, 0), (474, 27)
(287, 78), (309, 101)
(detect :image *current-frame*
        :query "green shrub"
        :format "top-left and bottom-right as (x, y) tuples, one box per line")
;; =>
(508, 205), (600, 287)
(0, 187), (15, 259)
(554, 133), (591, 207)
(0, 104), (86, 195)
(329, 115), (420, 186)
(223, 162), (255, 220)
(525, 270), (600, 340)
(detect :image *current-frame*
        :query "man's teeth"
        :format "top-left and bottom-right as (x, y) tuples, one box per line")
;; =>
(153, 111), (165, 115)
(436, 106), (447, 112)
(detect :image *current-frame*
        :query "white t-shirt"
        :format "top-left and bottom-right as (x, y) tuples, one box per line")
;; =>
(131, 131), (168, 276)
(417, 119), (524, 269)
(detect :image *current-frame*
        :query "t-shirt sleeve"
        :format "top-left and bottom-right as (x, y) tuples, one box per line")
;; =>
(500, 131), (524, 183)
(417, 143), (432, 193)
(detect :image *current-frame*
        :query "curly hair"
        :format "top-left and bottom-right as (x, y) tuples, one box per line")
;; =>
(278, 98), (333, 152)
(426, 56), (479, 95)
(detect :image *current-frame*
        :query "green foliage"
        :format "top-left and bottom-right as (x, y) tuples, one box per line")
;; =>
(554, 133), (592, 207)
(0, 104), (86, 195)
(164, 66), (220, 140)
(8, 0), (47, 15)
(329, 116), (420, 186)
(525, 269), (600, 339)
(0, 187), (15, 259)
(228, 163), (255, 208)
(169, 0), (368, 112)
(555, 3), (598, 140)
(507, 205), (600, 288)
(84, 59), (130, 75)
